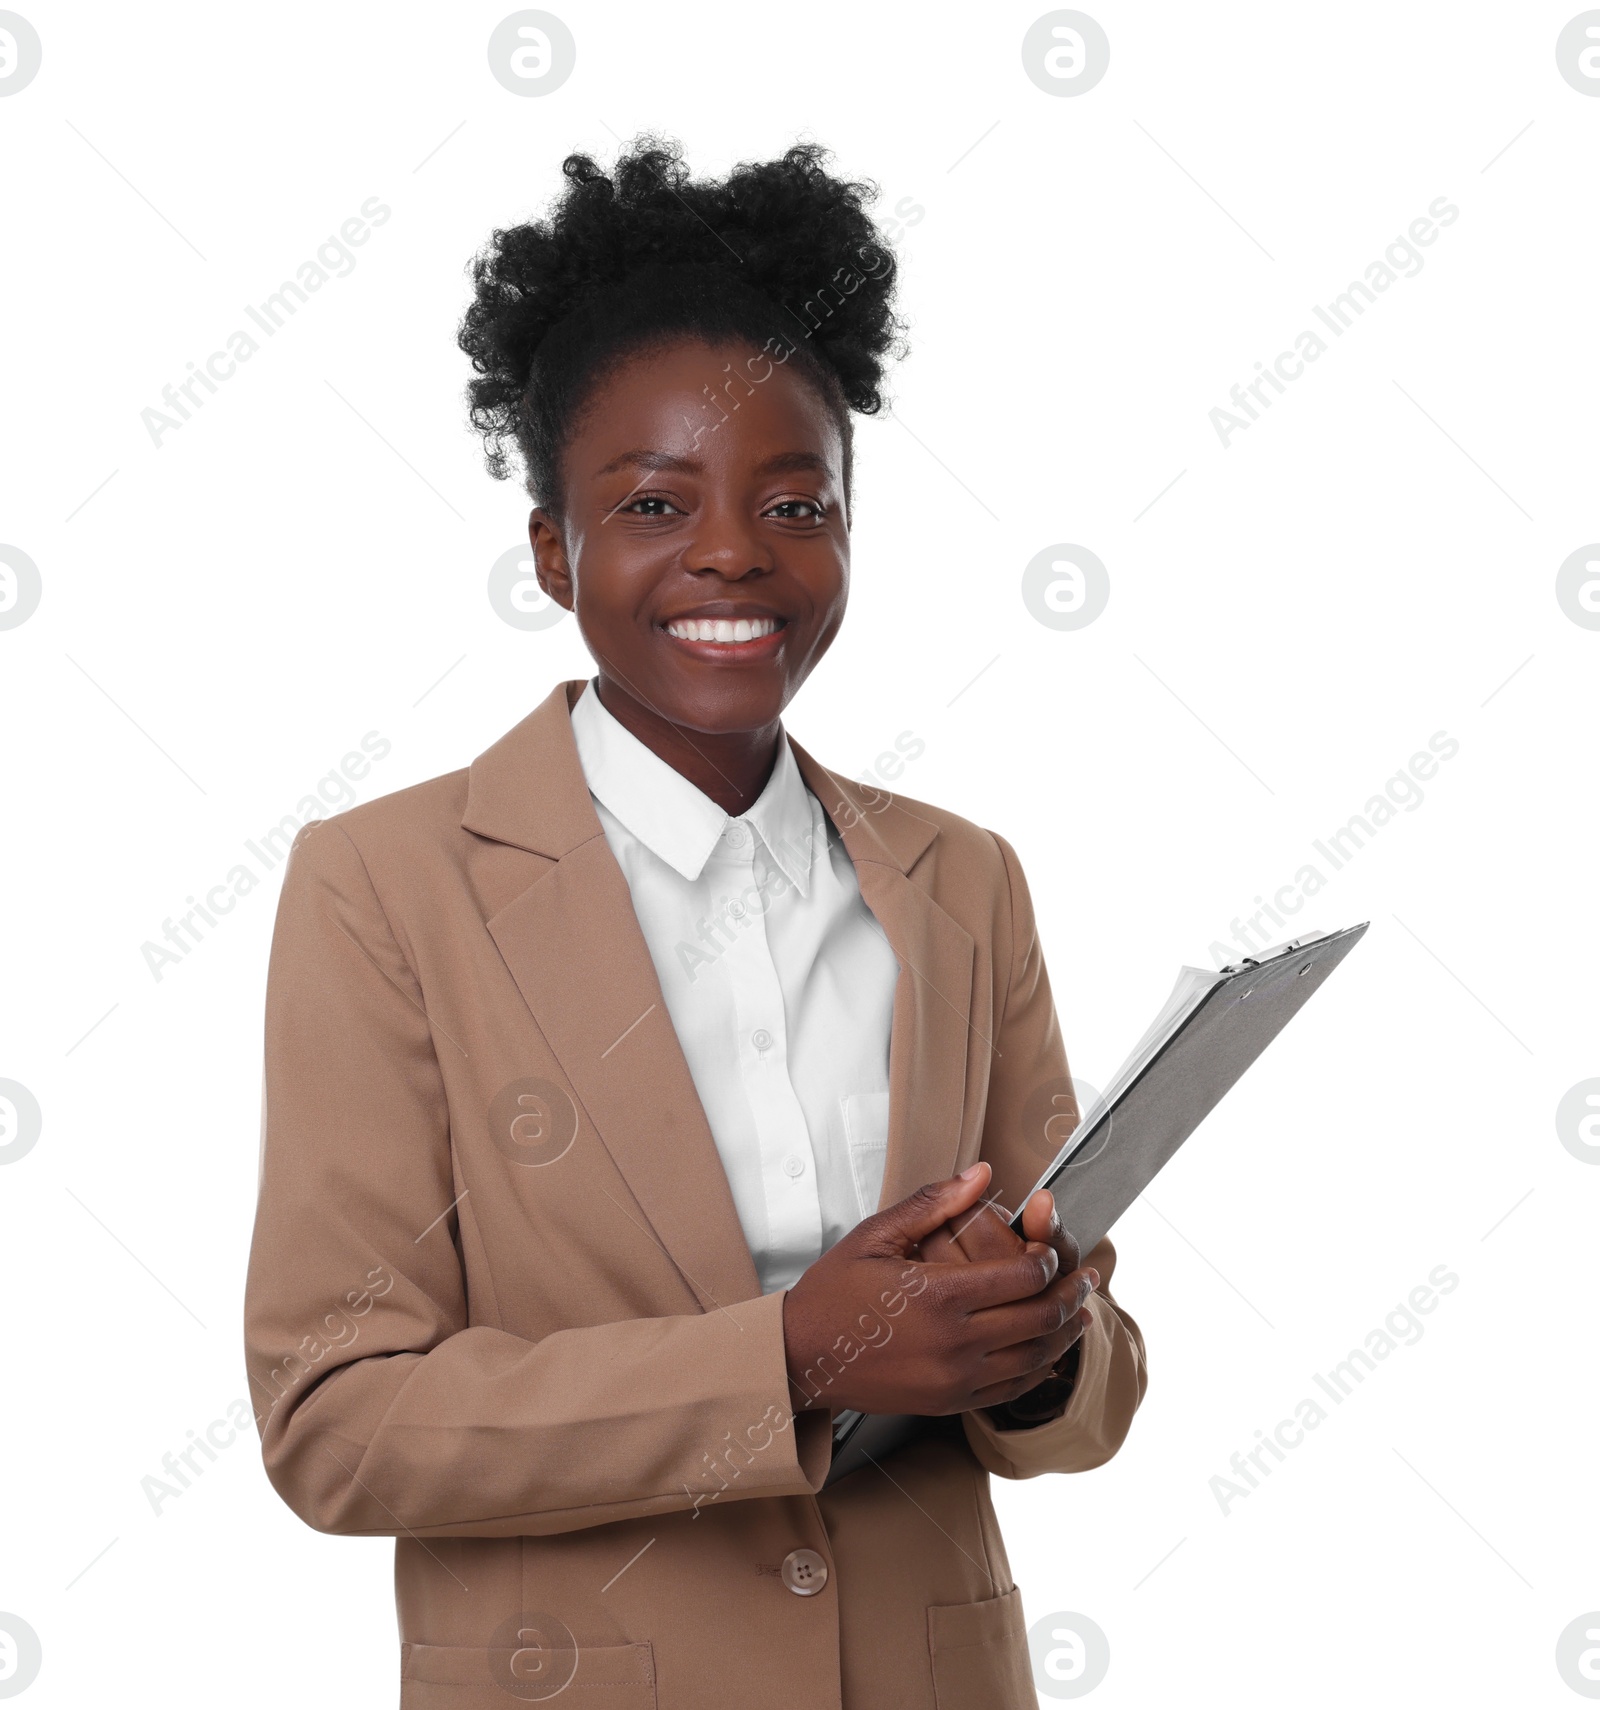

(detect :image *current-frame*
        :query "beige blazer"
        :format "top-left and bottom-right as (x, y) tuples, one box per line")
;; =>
(244, 678), (1147, 1710)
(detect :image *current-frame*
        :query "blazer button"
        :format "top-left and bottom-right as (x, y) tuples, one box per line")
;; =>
(781, 1548), (828, 1596)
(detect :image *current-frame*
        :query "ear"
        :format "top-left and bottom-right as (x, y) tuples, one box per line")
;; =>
(528, 507), (575, 611)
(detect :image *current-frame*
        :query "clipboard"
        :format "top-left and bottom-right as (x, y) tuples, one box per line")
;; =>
(824, 922), (1369, 1486)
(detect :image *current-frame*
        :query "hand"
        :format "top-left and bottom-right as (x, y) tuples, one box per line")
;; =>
(920, 1185), (1099, 1423)
(781, 1164), (1091, 1418)
(924, 1185), (1099, 1300)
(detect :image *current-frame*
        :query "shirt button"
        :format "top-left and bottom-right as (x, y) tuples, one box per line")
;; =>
(725, 821), (748, 848)
(729, 901), (746, 918)
(751, 1028), (772, 1051)
(782, 1154), (806, 1178)
(781, 1548), (828, 1596)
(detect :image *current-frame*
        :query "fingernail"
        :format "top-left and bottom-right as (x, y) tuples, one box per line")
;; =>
(1087, 1268), (1101, 1290)
(959, 1163), (985, 1182)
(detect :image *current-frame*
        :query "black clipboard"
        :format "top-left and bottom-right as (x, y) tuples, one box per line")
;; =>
(824, 923), (1369, 1485)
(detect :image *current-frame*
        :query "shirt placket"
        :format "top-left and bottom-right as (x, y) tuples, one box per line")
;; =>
(712, 818), (822, 1292)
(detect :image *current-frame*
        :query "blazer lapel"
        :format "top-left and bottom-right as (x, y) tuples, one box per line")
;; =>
(462, 682), (981, 1316)
(465, 681), (762, 1312)
(788, 743), (978, 1210)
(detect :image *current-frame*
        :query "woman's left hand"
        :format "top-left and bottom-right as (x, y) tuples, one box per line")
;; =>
(920, 1188), (1098, 1416)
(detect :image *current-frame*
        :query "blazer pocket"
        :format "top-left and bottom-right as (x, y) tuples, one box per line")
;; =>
(841, 1089), (891, 1219)
(401, 1637), (656, 1709)
(926, 1587), (1033, 1710)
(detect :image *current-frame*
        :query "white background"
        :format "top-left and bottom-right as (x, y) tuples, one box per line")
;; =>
(2, 2), (1597, 1704)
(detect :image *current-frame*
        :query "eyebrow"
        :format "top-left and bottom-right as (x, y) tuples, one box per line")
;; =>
(594, 448), (833, 479)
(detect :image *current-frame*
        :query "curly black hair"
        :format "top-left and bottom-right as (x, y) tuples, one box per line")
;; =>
(457, 135), (906, 514)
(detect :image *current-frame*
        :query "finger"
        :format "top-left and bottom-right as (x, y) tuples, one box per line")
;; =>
(920, 1203), (1017, 1265)
(965, 1276), (1082, 1356)
(969, 1302), (1093, 1392)
(1017, 1190), (1056, 1245)
(967, 1329), (1090, 1411)
(917, 1224), (963, 1263)
(974, 1321), (1084, 1391)
(999, 1268), (1096, 1338)
(948, 1198), (1021, 1263)
(1061, 1265), (1100, 1306)
(967, 1373), (1044, 1410)
(864, 1164), (994, 1254)
(1019, 1191), (1083, 1274)
(919, 1245), (1058, 1315)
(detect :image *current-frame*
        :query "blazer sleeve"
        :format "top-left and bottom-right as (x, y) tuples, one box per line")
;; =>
(959, 831), (1149, 1480)
(243, 818), (831, 1540)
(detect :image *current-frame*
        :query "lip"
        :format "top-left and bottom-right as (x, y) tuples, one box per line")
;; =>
(656, 604), (790, 663)
(656, 601), (788, 625)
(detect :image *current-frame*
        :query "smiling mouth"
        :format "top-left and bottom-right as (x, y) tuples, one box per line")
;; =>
(662, 615), (786, 645)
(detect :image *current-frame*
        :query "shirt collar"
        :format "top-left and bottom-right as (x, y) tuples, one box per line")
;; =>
(569, 679), (821, 895)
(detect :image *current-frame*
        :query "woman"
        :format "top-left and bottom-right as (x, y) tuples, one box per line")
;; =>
(244, 136), (1147, 1710)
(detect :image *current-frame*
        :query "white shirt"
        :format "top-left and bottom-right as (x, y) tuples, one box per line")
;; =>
(570, 680), (901, 1294)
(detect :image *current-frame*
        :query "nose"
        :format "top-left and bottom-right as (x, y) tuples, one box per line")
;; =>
(682, 499), (774, 580)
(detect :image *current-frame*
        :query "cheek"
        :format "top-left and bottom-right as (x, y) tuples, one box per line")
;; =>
(571, 547), (659, 634)
(800, 542), (849, 614)
(811, 563), (850, 640)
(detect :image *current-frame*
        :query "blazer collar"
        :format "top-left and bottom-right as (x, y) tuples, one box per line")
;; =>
(463, 678), (941, 876)
(464, 680), (972, 1310)
(783, 742), (939, 877)
(462, 678), (603, 861)
(569, 678), (820, 896)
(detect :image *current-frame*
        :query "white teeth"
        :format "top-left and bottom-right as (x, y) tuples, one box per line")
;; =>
(665, 616), (780, 643)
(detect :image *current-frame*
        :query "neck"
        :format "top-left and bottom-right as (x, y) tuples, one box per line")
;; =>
(593, 674), (779, 816)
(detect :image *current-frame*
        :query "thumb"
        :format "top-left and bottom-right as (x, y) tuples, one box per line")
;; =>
(865, 1163), (992, 1253)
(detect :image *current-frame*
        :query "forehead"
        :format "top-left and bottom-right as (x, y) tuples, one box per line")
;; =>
(566, 338), (843, 479)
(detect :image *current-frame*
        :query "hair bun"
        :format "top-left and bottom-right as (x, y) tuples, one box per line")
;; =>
(458, 134), (906, 505)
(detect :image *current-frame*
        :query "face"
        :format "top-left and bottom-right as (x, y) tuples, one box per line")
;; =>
(528, 338), (850, 742)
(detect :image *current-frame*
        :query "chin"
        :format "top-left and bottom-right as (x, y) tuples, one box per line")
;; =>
(665, 675), (793, 735)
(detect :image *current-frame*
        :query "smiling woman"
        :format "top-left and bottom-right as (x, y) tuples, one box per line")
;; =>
(455, 136), (903, 809)
(527, 339), (858, 807)
(243, 133), (1147, 1710)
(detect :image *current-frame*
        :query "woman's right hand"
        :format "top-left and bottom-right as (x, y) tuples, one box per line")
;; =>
(781, 1162), (1088, 1417)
